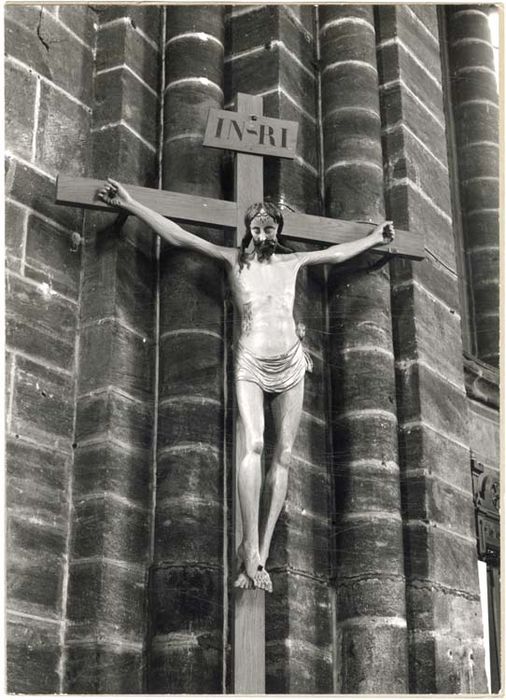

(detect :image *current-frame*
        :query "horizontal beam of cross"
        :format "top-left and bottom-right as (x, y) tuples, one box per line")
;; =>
(56, 175), (425, 259)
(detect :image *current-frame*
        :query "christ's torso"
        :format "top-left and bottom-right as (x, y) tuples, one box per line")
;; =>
(228, 253), (300, 356)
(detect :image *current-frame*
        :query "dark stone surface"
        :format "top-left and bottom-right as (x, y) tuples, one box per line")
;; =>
(64, 644), (144, 693)
(76, 391), (154, 450)
(454, 100), (499, 144)
(10, 356), (74, 449)
(6, 275), (76, 371)
(155, 498), (223, 564)
(332, 412), (398, 464)
(269, 507), (329, 576)
(66, 560), (146, 641)
(5, 201), (26, 271)
(5, 61), (36, 159)
(6, 437), (68, 529)
(333, 464), (402, 516)
(7, 613), (61, 693)
(25, 213), (81, 299)
(166, 4), (224, 40)
(73, 442), (151, 506)
(461, 177), (499, 212)
(334, 624), (408, 693)
(391, 257), (461, 315)
(58, 4), (96, 45)
(453, 69), (498, 106)
(7, 517), (66, 618)
(148, 640), (222, 693)
(92, 125), (158, 185)
(267, 157), (320, 215)
(447, 6), (491, 42)
(321, 18), (376, 66)
(334, 517), (404, 578)
(163, 137), (224, 200)
(78, 319), (155, 401)
(71, 497), (150, 563)
(157, 444), (222, 505)
(94, 68), (160, 147)
(96, 4), (162, 42)
(163, 82), (222, 143)
(459, 142), (498, 180)
(321, 63), (379, 115)
(330, 347), (397, 411)
(159, 248), (225, 335)
(149, 565), (223, 635)
(160, 332), (223, 400)
(165, 38), (223, 86)
(96, 21), (160, 90)
(157, 397), (223, 451)
(5, 14), (94, 106)
(336, 574), (407, 620)
(6, 156), (84, 232)
(36, 82), (91, 178)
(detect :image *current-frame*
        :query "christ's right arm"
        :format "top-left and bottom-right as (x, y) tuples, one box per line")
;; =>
(97, 178), (235, 265)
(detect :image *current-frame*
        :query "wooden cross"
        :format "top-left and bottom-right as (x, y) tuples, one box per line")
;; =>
(56, 92), (424, 694)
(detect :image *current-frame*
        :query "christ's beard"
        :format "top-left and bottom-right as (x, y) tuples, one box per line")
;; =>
(254, 239), (276, 261)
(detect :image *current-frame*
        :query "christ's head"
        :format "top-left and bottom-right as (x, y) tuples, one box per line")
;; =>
(242, 202), (284, 263)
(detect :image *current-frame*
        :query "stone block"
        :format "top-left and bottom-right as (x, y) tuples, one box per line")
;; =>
(157, 396), (223, 452)
(7, 613), (60, 693)
(97, 5), (162, 43)
(333, 516), (404, 578)
(155, 498), (223, 564)
(322, 63), (380, 115)
(319, 4), (373, 26)
(7, 517), (65, 618)
(5, 200), (26, 271)
(160, 331), (223, 400)
(454, 101), (499, 144)
(148, 638), (222, 693)
(453, 70), (498, 107)
(321, 23), (377, 66)
(94, 68), (159, 147)
(10, 356), (74, 449)
(448, 7), (491, 42)
(64, 644), (144, 694)
(66, 560), (146, 641)
(292, 411), (328, 467)
(6, 157), (84, 232)
(461, 177), (499, 212)
(5, 14), (93, 106)
(6, 274), (76, 371)
(166, 5), (224, 40)
(96, 21), (159, 91)
(71, 497), (150, 564)
(78, 320), (155, 401)
(58, 5), (96, 46)
(401, 472), (475, 537)
(405, 4), (438, 37)
(391, 258), (461, 315)
(467, 400), (499, 465)
(386, 183), (456, 271)
(163, 137), (224, 199)
(332, 412), (398, 464)
(76, 391), (153, 451)
(73, 442), (151, 506)
(25, 214), (81, 298)
(406, 582), (483, 638)
(330, 348), (396, 412)
(396, 362), (469, 442)
(149, 565), (223, 635)
(165, 37), (223, 87)
(383, 122), (452, 216)
(325, 163), (384, 222)
(159, 249), (225, 335)
(4, 4), (49, 30)
(267, 157), (320, 214)
(164, 82), (222, 141)
(468, 247), (499, 288)
(334, 623), (408, 693)
(459, 143), (498, 183)
(269, 507), (329, 575)
(391, 282), (465, 386)
(451, 40), (495, 72)
(226, 5), (314, 67)
(92, 125), (158, 186)
(5, 61), (36, 159)
(333, 464), (402, 516)
(335, 574), (407, 620)
(6, 437), (68, 529)
(157, 444), (222, 504)
(380, 83), (448, 166)
(324, 119), (382, 169)
(404, 522), (479, 593)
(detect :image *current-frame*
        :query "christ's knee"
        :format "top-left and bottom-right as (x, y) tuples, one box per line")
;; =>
(274, 445), (293, 471)
(245, 437), (264, 459)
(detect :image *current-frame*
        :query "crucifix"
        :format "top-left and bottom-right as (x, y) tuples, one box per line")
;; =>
(56, 92), (424, 693)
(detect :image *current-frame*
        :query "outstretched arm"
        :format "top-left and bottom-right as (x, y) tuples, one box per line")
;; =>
(97, 178), (235, 264)
(295, 221), (394, 267)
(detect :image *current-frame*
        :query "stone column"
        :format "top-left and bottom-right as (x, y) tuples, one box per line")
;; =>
(146, 6), (228, 693)
(376, 5), (487, 692)
(225, 6), (333, 692)
(4, 5), (94, 692)
(319, 5), (408, 693)
(447, 6), (499, 366)
(64, 7), (162, 692)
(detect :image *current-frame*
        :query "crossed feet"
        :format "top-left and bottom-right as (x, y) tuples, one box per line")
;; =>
(234, 542), (272, 593)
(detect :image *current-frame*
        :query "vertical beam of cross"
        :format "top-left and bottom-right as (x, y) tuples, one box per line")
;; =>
(232, 93), (266, 694)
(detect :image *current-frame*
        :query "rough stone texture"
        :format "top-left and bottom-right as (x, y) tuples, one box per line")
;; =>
(377, 5), (487, 693)
(7, 614), (61, 693)
(447, 6), (499, 366)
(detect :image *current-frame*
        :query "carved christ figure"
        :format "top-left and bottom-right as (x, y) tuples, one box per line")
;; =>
(98, 178), (394, 593)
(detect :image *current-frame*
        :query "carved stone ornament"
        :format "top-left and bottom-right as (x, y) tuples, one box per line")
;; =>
(471, 456), (500, 563)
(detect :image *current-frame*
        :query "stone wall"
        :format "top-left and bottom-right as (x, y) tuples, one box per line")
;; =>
(5, 3), (498, 695)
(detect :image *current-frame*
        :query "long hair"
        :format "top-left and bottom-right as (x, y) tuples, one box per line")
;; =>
(239, 201), (293, 270)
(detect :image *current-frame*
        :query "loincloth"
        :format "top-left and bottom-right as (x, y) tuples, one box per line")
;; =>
(235, 340), (313, 393)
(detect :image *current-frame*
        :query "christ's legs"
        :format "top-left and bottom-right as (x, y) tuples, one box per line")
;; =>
(235, 381), (271, 592)
(259, 379), (304, 568)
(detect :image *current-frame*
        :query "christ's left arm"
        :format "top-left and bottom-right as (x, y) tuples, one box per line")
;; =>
(294, 221), (394, 267)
